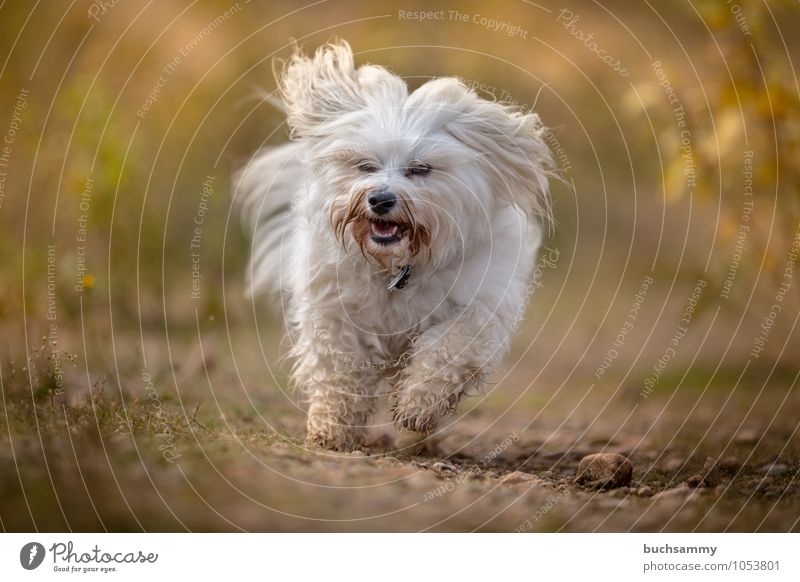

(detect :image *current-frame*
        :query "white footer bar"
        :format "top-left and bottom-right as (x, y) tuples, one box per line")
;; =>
(1, 533), (796, 580)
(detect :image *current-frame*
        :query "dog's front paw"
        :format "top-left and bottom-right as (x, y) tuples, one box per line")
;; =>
(306, 427), (364, 452)
(391, 388), (446, 435)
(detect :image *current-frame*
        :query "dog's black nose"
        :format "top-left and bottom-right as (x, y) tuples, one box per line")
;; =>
(367, 189), (396, 215)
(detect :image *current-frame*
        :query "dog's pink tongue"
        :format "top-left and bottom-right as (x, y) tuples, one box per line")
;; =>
(372, 222), (398, 237)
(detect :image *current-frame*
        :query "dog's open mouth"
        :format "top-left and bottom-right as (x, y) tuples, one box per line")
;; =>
(369, 219), (407, 245)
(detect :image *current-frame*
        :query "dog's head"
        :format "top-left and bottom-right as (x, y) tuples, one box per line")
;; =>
(279, 41), (554, 274)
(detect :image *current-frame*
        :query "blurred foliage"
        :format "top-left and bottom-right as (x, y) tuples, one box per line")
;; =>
(629, 0), (800, 310)
(1, 0), (798, 362)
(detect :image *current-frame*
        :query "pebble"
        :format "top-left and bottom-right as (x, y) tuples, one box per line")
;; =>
(608, 487), (633, 498)
(405, 471), (440, 488)
(758, 463), (789, 476)
(574, 453), (633, 488)
(653, 484), (697, 500)
(662, 456), (685, 472)
(686, 457), (721, 488)
(593, 497), (631, 510)
(718, 456), (742, 474)
(431, 461), (458, 474)
(734, 428), (760, 445)
(500, 471), (539, 485)
(373, 456), (403, 467)
(754, 482), (786, 499)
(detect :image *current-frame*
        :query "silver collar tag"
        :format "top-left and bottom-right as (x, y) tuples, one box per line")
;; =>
(387, 265), (411, 291)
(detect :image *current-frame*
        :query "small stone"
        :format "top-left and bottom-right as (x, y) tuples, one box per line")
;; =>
(431, 461), (457, 474)
(752, 480), (785, 499)
(662, 456), (685, 472)
(574, 453), (633, 488)
(594, 497), (630, 510)
(686, 457), (721, 488)
(718, 456), (741, 474)
(734, 428), (760, 445)
(636, 486), (654, 497)
(500, 470), (538, 485)
(759, 463), (789, 476)
(609, 487), (632, 497)
(373, 456), (403, 467)
(653, 484), (696, 500)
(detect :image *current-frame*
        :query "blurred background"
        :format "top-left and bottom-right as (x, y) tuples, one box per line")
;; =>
(1, 0), (799, 532)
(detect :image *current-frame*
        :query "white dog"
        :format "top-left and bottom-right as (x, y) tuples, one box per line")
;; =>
(237, 41), (554, 451)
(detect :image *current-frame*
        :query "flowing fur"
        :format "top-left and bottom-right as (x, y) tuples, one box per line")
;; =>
(236, 41), (554, 451)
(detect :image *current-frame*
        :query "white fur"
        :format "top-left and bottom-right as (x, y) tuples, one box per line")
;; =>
(236, 41), (554, 451)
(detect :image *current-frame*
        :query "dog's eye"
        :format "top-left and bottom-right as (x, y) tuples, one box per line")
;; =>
(355, 160), (379, 173)
(405, 161), (432, 178)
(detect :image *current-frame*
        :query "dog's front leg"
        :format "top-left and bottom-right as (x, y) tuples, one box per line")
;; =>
(305, 377), (376, 452)
(292, 332), (379, 451)
(391, 305), (510, 434)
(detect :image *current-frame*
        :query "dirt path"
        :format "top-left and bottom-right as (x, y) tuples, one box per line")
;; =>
(2, 350), (798, 532)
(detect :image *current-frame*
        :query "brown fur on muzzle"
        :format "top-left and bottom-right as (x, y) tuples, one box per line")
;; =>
(330, 189), (431, 268)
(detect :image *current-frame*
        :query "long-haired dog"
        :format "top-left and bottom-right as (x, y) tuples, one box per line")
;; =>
(237, 41), (554, 451)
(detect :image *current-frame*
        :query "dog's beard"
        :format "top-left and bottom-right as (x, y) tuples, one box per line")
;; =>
(331, 188), (431, 273)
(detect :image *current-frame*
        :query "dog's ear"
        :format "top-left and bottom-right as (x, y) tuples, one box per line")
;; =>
(474, 104), (555, 224)
(278, 40), (406, 139)
(278, 40), (361, 138)
(410, 78), (555, 223)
